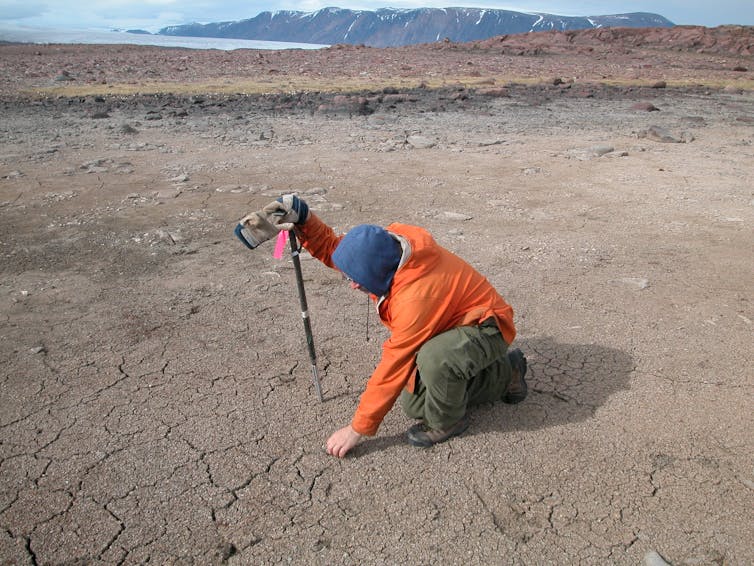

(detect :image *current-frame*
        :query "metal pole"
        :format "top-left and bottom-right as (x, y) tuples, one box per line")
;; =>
(288, 229), (324, 402)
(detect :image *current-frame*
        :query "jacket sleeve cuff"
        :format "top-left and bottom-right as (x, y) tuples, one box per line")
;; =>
(350, 415), (378, 437)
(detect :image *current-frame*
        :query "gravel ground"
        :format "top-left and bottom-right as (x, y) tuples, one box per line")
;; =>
(1, 34), (753, 565)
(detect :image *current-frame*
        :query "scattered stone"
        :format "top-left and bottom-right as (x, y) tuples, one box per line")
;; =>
(441, 211), (472, 221)
(589, 144), (615, 157)
(317, 95), (371, 115)
(30, 346), (46, 355)
(114, 162), (135, 174)
(2, 170), (23, 179)
(522, 167), (543, 175)
(478, 139), (505, 147)
(120, 123), (138, 134)
(216, 541), (237, 562)
(644, 551), (670, 566)
(145, 111), (163, 120)
(81, 158), (110, 173)
(406, 135), (435, 149)
(170, 174), (189, 183)
(651, 80), (667, 89)
(732, 65), (748, 72)
(382, 93), (417, 104)
(54, 70), (75, 82)
(565, 145), (614, 159)
(642, 126), (681, 143)
(632, 102), (660, 111)
(156, 229), (182, 244)
(155, 188), (182, 199)
(681, 116), (706, 126)
(215, 184), (244, 193)
(477, 87), (510, 97)
(552, 77), (564, 85)
(617, 277), (650, 289)
(303, 187), (328, 195)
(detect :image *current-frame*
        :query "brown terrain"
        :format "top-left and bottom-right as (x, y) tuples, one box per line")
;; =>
(1, 25), (753, 565)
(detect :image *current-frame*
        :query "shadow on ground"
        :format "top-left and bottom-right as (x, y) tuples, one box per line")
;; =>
(354, 335), (635, 455)
(474, 335), (635, 435)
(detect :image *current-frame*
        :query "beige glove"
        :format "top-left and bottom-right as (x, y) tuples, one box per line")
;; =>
(236, 210), (282, 249)
(262, 194), (309, 231)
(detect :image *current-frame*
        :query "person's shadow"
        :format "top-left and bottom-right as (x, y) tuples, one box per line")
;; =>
(353, 335), (634, 455)
(472, 335), (635, 434)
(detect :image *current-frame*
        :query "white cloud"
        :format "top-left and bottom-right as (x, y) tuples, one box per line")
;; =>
(0, 1), (48, 20)
(0, 0), (751, 30)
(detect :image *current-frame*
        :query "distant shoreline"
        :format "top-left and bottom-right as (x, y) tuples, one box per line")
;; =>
(0, 25), (328, 51)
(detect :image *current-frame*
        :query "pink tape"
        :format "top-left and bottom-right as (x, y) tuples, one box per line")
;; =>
(273, 230), (289, 259)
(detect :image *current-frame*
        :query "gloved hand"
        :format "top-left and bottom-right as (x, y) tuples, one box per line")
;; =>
(262, 194), (309, 231)
(235, 210), (281, 249)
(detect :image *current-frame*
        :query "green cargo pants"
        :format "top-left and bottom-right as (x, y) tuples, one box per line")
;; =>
(399, 319), (513, 430)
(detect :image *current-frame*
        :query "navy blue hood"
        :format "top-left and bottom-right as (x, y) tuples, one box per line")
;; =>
(332, 224), (402, 297)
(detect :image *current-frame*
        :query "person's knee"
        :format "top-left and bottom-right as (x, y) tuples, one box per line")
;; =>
(416, 346), (457, 385)
(399, 390), (423, 419)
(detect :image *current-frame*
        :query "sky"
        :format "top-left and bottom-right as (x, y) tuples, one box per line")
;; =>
(0, 0), (752, 32)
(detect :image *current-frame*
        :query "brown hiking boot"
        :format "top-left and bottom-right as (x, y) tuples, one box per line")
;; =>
(406, 415), (470, 448)
(503, 348), (528, 404)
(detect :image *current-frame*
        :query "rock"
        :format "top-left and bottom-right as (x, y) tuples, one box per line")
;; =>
(617, 277), (650, 289)
(54, 70), (75, 82)
(632, 102), (660, 111)
(565, 145), (614, 160)
(215, 184), (244, 193)
(90, 111), (110, 119)
(442, 211), (472, 221)
(407, 135), (435, 149)
(642, 126), (681, 143)
(170, 174), (189, 183)
(114, 162), (135, 174)
(155, 188), (181, 199)
(478, 87), (510, 98)
(589, 144), (615, 157)
(30, 346), (46, 355)
(303, 187), (328, 195)
(120, 124), (138, 134)
(651, 80), (667, 89)
(382, 93), (417, 104)
(644, 551), (670, 566)
(3, 170), (23, 179)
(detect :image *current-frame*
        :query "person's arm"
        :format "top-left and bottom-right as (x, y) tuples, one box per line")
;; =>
(325, 296), (439, 458)
(296, 212), (344, 269)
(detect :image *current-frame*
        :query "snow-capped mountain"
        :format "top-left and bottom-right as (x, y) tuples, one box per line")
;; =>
(159, 7), (674, 48)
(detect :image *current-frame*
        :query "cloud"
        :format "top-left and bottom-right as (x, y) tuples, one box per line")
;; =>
(0, 0), (751, 30)
(0, 1), (48, 20)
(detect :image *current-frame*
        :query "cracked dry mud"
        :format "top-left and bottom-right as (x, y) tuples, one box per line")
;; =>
(1, 53), (753, 565)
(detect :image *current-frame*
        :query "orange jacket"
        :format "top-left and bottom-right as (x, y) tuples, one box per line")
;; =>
(298, 213), (516, 436)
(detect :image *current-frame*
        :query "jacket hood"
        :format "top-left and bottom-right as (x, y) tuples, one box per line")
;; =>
(332, 224), (402, 297)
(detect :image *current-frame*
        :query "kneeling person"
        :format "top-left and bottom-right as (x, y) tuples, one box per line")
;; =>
(242, 195), (527, 458)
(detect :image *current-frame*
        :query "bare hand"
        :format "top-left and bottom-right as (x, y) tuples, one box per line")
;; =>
(325, 425), (362, 458)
